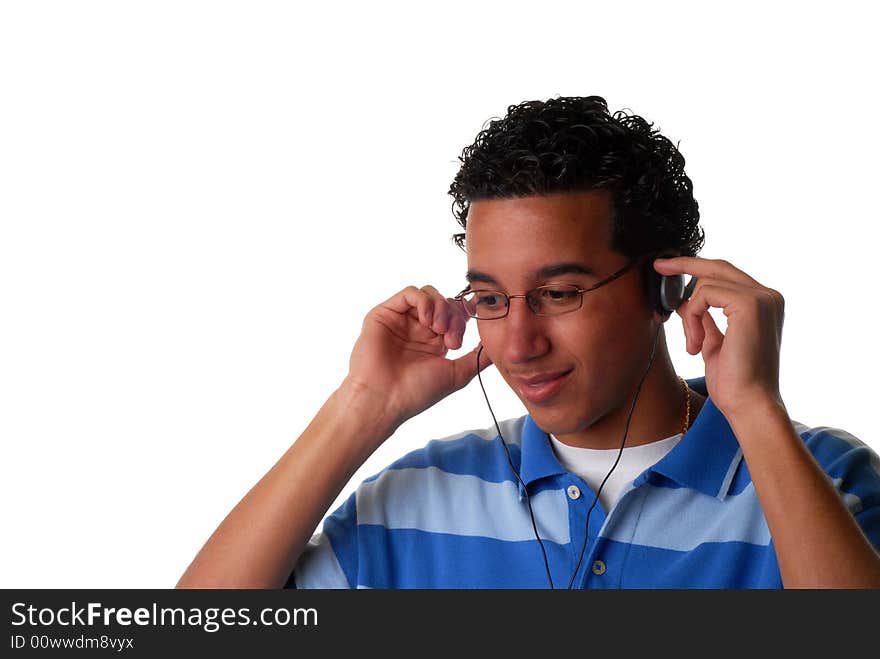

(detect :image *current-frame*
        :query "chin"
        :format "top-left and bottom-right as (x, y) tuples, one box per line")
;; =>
(522, 400), (592, 437)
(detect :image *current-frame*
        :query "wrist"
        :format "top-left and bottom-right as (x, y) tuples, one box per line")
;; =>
(335, 378), (404, 439)
(723, 392), (791, 445)
(718, 384), (786, 420)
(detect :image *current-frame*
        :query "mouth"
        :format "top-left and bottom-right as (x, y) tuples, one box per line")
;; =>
(514, 369), (574, 404)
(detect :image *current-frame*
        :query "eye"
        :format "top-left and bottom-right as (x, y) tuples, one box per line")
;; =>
(540, 288), (579, 302)
(475, 292), (504, 308)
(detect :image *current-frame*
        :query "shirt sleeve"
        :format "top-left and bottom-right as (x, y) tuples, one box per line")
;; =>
(803, 425), (880, 551)
(285, 491), (359, 589)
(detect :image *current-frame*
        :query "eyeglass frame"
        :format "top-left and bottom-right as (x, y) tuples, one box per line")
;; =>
(452, 254), (653, 319)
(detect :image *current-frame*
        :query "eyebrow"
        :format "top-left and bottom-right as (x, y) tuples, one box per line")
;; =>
(465, 262), (596, 286)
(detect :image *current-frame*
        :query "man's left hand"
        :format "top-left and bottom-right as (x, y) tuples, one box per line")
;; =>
(653, 256), (785, 419)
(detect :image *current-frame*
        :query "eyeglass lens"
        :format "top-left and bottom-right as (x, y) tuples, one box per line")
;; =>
(460, 285), (582, 319)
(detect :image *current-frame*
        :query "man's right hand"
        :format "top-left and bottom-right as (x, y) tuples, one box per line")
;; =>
(177, 284), (492, 589)
(342, 284), (491, 437)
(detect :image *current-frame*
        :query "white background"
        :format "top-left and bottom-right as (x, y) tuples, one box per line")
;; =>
(1, 1), (877, 588)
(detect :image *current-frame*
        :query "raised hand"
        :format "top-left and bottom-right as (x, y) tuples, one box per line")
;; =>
(343, 284), (491, 434)
(653, 256), (785, 418)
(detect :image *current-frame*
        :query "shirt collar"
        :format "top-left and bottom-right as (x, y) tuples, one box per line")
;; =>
(518, 376), (743, 500)
(647, 377), (743, 499)
(518, 415), (568, 497)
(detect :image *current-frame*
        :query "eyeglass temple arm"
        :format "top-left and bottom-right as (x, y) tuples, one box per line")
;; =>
(581, 258), (641, 292)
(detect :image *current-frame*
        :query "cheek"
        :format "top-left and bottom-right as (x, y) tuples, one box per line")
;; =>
(560, 308), (651, 368)
(559, 324), (617, 366)
(475, 314), (622, 354)
(474, 321), (496, 355)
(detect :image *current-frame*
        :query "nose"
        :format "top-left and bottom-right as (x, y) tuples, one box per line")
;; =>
(498, 296), (551, 364)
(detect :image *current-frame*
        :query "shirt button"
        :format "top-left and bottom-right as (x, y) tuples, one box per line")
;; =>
(592, 560), (606, 575)
(567, 485), (581, 500)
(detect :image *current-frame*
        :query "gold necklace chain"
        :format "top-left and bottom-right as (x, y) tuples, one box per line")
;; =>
(678, 376), (691, 435)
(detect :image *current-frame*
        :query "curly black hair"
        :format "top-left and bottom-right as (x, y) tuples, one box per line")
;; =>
(448, 95), (704, 259)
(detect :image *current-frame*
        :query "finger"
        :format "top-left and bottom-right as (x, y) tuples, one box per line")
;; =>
(653, 256), (762, 288)
(451, 342), (492, 391)
(678, 280), (750, 353)
(700, 309), (724, 360)
(679, 312), (691, 354)
(380, 286), (436, 327)
(444, 302), (469, 350)
(422, 285), (451, 334)
(420, 285), (472, 348)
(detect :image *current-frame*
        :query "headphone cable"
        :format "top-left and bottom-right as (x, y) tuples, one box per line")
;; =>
(476, 343), (556, 589)
(475, 323), (662, 589)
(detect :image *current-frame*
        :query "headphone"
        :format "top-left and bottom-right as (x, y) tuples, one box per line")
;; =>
(474, 256), (697, 589)
(645, 252), (699, 318)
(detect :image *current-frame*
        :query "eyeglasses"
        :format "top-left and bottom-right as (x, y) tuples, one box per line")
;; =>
(453, 258), (642, 320)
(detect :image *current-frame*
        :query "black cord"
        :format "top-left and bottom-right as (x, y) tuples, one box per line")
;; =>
(566, 324), (661, 588)
(475, 323), (662, 590)
(476, 344), (556, 589)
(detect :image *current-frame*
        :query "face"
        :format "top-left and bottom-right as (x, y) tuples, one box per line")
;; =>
(464, 190), (661, 442)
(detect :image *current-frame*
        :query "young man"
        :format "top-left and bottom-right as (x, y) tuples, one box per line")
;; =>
(177, 96), (880, 589)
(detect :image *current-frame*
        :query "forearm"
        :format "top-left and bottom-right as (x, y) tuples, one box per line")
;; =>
(728, 397), (880, 588)
(176, 382), (397, 589)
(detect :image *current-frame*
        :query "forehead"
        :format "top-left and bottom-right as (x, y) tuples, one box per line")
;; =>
(464, 190), (616, 277)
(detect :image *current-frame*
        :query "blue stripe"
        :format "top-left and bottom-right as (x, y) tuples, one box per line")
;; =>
(354, 526), (569, 588)
(854, 506), (880, 551)
(291, 405), (880, 589)
(800, 425), (880, 505)
(612, 539), (783, 588)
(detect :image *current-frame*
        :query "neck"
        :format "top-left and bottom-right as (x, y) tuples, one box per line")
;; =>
(553, 329), (706, 450)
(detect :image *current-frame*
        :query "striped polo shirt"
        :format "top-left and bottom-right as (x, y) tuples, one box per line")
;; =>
(290, 377), (880, 588)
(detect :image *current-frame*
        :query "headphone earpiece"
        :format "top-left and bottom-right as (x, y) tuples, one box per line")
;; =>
(659, 273), (685, 314)
(643, 256), (698, 318)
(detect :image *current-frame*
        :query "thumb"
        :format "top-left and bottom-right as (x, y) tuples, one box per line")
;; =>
(450, 343), (492, 391)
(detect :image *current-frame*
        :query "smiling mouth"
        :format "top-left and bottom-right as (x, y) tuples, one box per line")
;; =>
(516, 369), (574, 403)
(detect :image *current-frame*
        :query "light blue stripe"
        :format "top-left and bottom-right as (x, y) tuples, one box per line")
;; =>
(492, 416), (527, 448)
(356, 466), (570, 545)
(717, 447), (743, 498)
(831, 476), (864, 514)
(294, 533), (350, 588)
(602, 482), (771, 551)
(436, 416), (525, 445)
(364, 416), (526, 485)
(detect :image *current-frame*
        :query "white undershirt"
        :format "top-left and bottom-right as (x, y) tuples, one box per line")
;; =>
(548, 432), (684, 513)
